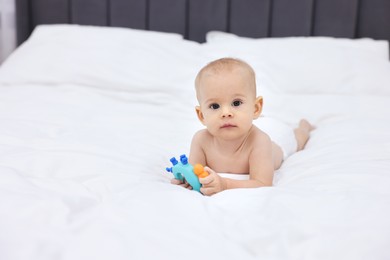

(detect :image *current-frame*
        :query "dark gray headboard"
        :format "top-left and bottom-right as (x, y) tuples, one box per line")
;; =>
(16, 0), (390, 45)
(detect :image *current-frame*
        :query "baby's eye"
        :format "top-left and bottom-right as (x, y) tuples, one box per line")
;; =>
(209, 103), (220, 110)
(232, 100), (243, 107)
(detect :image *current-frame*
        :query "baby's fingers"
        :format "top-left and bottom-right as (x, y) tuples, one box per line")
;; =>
(199, 174), (214, 186)
(170, 178), (183, 185)
(199, 167), (216, 185)
(171, 178), (192, 189)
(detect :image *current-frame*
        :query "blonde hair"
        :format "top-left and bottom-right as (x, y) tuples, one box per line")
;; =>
(195, 57), (256, 97)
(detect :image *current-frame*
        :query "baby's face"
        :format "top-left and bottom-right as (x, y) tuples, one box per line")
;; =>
(196, 68), (260, 140)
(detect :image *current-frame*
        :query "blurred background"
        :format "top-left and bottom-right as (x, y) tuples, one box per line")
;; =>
(0, 0), (16, 63)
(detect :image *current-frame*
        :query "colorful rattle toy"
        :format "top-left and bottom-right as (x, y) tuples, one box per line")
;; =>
(166, 154), (208, 193)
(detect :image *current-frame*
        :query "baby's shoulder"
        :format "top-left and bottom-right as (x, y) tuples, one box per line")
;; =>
(251, 125), (272, 143)
(192, 129), (212, 141)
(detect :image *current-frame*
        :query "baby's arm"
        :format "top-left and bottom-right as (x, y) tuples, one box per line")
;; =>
(246, 134), (276, 186)
(170, 131), (206, 189)
(199, 168), (272, 196)
(188, 130), (207, 166)
(199, 167), (268, 195)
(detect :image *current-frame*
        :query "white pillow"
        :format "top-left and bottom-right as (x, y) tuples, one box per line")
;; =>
(0, 24), (207, 92)
(205, 31), (390, 96)
(207, 31), (389, 60)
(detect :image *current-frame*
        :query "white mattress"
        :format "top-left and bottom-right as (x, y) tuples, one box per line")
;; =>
(0, 25), (389, 260)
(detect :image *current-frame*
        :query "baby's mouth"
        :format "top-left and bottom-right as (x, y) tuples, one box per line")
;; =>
(221, 123), (236, 128)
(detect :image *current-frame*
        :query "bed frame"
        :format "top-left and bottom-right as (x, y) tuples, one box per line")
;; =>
(16, 0), (390, 45)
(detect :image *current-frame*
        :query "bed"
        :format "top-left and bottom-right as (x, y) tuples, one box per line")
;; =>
(1, 0), (390, 259)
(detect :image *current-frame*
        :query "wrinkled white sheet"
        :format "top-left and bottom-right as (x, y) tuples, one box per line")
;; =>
(1, 82), (390, 260)
(0, 24), (390, 260)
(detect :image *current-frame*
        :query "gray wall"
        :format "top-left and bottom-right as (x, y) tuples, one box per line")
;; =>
(0, 0), (16, 63)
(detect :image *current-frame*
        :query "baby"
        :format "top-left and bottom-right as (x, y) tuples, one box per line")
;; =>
(171, 57), (313, 196)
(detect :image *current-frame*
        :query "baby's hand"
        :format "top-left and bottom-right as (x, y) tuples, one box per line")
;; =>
(170, 178), (193, 190)
(199, 167), (226, 196)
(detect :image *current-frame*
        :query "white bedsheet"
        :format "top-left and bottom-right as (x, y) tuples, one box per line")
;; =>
(0, 25), (390, 260)
(1, 83), (390, 260)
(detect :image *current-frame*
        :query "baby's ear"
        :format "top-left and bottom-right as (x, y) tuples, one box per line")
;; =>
(254, 96), (263, 119)
(195, 106), (206, 125)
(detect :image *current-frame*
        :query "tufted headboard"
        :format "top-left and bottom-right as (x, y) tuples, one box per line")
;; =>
(16, 0), (390, 45)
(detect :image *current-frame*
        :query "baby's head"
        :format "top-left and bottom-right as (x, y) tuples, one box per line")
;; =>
(194, 58), (263, 139)
(195, 57), (257, 102)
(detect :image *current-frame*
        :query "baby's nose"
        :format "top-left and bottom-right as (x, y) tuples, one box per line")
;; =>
(221, 107), (233, 117)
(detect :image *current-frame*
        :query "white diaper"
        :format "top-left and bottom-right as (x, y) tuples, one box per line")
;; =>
(254, 117), (297, 160)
